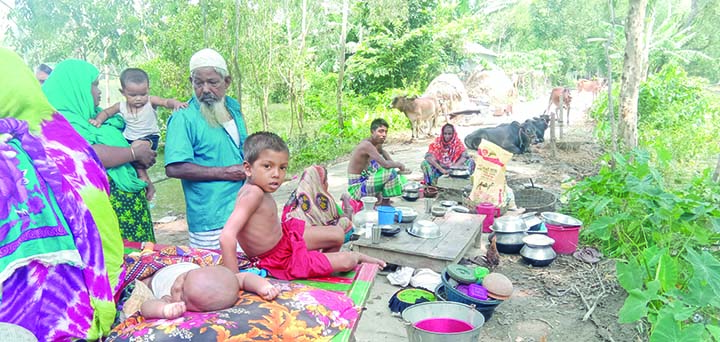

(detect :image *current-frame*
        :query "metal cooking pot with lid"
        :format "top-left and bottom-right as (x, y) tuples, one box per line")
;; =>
(403, 182), (422, 193)
(522, 234), (555, 247)
(492, 216), (528, 233)
(402, 191), (420, 199)
(520, 234), (556, 266)
(492, 231), (527, 246)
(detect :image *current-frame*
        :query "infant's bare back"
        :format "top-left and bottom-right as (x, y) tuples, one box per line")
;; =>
(237, 193), (283, 257)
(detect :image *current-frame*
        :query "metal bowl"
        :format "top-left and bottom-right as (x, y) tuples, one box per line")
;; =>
(520, 212), (543, 230)
(492, 216), (528, 233)
(450, 205), (470, 213)
(431, 206), (448, 217)
(407, 220), (441, 239)
(449, 169), (470, 178)
(540, 212), (583, 227)
(395, 207), (418, 223)
(440, 200), (458, 207)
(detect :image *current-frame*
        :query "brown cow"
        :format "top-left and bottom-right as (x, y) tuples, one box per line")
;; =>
(576, 78), (606, 100)
(545, 87), (572, 124)
(391, 95), (437, 141)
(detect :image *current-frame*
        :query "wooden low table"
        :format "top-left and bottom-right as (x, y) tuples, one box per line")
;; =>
(350, 211), (484, 272)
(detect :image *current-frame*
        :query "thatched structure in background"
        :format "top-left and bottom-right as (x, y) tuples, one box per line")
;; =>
(423, 73), (471, 116)
(464, 68), (517, 115)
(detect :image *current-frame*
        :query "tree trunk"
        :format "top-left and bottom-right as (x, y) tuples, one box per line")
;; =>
(262, 87), (270, 130)
(233, 0), (242, 107)
(618, 0), (647, 151)
(285, 0), (297, 135)
(336, 0), (349, 130)
(606, 0), (618, 153)
(202, 0), (208, 45)
(640, 9), (655, 81)
(296, 0), (308, 132)
(263, 27), (273, 131)
(685, 0), (700, 28)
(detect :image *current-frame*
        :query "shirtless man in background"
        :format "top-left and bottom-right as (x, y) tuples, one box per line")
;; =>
(347, 118), (408, 206)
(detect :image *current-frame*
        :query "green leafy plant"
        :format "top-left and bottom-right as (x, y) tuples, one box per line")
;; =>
(565, 149), (720, 340)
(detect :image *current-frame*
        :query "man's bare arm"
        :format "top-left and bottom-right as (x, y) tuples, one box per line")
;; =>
(379, 146), (393, 162)
(166, 162), (246, 182)
(220, 186), (263, 272)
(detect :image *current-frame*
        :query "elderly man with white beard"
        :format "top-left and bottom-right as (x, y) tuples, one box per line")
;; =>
(165, 48), (248, 250)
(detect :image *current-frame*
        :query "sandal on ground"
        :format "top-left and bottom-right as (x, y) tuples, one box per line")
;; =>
(573, 247), (603, 264)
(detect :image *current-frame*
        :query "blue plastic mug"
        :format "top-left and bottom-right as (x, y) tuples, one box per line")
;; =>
(377, 206), (402, 225)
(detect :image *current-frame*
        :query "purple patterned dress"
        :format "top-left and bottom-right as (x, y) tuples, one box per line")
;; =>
(0, 47), (124, 341)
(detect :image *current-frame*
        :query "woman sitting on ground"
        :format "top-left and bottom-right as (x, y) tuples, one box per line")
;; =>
(42, 60), (157, 243)
(420, 123), (475, 186)
(282, 165), (356, 243)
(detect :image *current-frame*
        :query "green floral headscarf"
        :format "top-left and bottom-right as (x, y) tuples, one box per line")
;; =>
(42, 59), (146, 193)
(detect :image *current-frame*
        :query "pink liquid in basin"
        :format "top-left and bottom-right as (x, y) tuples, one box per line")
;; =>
(414, 317), (474, 333)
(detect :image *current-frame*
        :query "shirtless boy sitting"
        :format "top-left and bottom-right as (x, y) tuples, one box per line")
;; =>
(140, 263), (279, 319)
(220, 132), (386, 280)
(347, 118), (408, 206)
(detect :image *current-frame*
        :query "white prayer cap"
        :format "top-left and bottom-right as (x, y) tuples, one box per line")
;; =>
(189, 48), (228, 74)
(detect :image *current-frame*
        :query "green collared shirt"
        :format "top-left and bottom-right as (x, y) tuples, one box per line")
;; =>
(164, 96), (247, 232)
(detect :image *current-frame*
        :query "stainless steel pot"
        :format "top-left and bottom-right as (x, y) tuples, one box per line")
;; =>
(402, 191), (420, 201)
(520, 234), (556, 266)
(402, 301), (485, 342)
(493, 231), (527, 245)
(492, 216), (528, 233)
(490, 231), (527, 254)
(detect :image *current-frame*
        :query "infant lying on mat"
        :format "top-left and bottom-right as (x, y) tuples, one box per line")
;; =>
(136, 262), (279, 319)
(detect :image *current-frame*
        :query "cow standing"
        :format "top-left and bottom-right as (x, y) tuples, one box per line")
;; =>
(576, 78), (606, 100)
(545, 87), (572, 124)
(391, 95), (438, 141)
